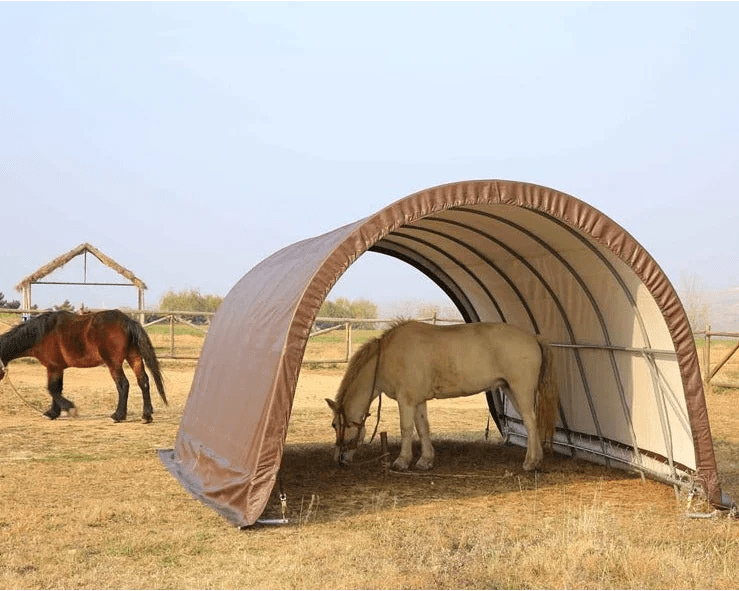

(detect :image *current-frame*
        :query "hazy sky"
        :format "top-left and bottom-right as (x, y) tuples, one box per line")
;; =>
(1, 2), (737, 314)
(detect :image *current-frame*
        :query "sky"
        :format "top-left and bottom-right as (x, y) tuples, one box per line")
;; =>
(1, 2), (738, 316)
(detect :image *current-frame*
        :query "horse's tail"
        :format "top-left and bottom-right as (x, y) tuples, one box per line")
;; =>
(126, 317), (168, 406)
(535, 339), (559, 447)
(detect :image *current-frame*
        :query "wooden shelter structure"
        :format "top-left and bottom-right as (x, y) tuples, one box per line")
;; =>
(15, 242), (147, 314)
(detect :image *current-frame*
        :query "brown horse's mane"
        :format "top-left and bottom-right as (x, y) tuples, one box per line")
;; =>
(332, 319), (418, 409)
(0, 311), (69, 361)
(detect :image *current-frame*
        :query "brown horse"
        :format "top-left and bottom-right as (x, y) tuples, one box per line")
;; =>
(0, 309), (167, 422)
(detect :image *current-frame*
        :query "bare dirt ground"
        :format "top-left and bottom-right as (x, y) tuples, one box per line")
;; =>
(1, 335), (738, 588)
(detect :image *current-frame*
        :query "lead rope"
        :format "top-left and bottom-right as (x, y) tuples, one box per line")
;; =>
(0, 360), (45, 416)
(367, 337), (384, 445)
(368, 392), (382, 444)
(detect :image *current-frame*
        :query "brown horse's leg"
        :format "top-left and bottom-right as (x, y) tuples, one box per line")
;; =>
(128, 353), (153, 423)
(108, 365), (130, 422)
(45, 369), (77, 419)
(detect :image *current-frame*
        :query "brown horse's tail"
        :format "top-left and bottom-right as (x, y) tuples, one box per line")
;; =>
(535, 340), (559, 447)
(127, 318), (167, 406)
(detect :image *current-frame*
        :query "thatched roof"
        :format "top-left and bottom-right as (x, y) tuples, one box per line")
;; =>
(15, 243), (147, 291)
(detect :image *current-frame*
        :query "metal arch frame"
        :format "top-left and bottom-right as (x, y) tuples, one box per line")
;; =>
(526, 211), (686, 479)
(370, 204), (691, 481)
(372, 234), (528, 433)
(378, 227), (552, 438)
(385, 231), (540, 333)
(377, 235), (507, 326)
(382, 224), (559, 435)
(369, 243), (479, 324)
(450, 208), (646, 470)
(399, 219), (608, 462)
(378, 222), (580, 451)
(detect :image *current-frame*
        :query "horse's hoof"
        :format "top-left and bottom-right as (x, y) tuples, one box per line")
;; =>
(415, 459), (434, 471)
(43, 413), (56, 421)
(141, 416), (153, 424)
(392, 459), (410, 471)
(67, 408), (78, 418)
(110, 414), (125, 423)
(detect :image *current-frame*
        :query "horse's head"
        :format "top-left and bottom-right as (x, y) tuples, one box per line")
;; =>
(325, 398), (367, 466)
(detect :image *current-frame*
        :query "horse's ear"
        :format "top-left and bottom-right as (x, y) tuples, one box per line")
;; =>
(325, 398), (337, 412)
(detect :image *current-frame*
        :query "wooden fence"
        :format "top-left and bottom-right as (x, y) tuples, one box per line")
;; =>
(696, 326), (739, 392)
(0, 308), (214, 361)
(2, 308), (738, 389)
(302, 314), (460, 365)
(0, 308), (460, 364)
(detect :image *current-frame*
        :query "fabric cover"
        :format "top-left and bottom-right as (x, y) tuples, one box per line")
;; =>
(160, 180), (721, 527)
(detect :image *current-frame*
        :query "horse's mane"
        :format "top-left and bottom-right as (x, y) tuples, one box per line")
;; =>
(333, 319), (420, 409)
(334, 336), (381, 409)
(0, 311), (68, 360)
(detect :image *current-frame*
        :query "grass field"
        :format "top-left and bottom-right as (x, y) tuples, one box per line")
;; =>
(1, 322), (738, 588)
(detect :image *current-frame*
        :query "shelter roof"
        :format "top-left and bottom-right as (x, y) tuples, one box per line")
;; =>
(161, 179), (724, 527)
(15, 242), (147, 291)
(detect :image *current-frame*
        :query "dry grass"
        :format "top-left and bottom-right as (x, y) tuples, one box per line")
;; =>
(0, 330), (738, 589)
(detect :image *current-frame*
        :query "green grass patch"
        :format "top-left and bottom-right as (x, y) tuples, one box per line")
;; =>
(145, 324), (206, 338)
(310, 329), (382, 346)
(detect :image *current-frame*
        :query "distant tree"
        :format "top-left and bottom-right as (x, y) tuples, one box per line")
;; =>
(680, 274), (711, 331)
(53, 300), (75, 312)
(317, 297), (378, 329)
(158, 289), (223, 324)
(0, 292), (21, 309)
(416, 303), (441, 320)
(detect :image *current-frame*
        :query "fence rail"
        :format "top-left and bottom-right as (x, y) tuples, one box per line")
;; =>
(2, 307), (739, 389)
(0, 308), (214, 360)
(0, 308), (461, 363)
(694, 326), (739, 391)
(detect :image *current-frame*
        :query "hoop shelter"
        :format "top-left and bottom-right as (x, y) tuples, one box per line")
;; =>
(160, 179), (726, 527)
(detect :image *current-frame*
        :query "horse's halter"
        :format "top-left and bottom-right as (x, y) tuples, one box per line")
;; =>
(334, 407), (370, 455)
(333, 336), (384, 461)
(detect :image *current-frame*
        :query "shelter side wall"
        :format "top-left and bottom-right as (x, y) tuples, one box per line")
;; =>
(173, 222), (366, 525)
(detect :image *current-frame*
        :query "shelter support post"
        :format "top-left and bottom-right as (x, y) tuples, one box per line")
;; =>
(138, 288), (145, 324)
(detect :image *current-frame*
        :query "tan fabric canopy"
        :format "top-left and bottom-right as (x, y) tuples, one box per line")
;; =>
(160, 180), (724, 527)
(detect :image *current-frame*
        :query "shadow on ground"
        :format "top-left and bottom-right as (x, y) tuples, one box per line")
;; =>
(259, 436), (642, 525)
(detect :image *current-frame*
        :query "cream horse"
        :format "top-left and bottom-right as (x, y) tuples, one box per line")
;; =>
(326, 321), (559, 472)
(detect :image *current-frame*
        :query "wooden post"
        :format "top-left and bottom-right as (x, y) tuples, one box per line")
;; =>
(23, 285), (31, 313)
(345, 322), (353, 362)
(138, 288), (145, 324)
(380, 431), (389, 474)
(170, 314), (175, 357)
(704, 325), (712, 395)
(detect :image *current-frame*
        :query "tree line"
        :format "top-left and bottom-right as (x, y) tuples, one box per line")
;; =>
(155, 290), (378, 328)
(316, 297), (377, 329)
(0, 293), (20, 309)
(1, 286), (379, 328)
